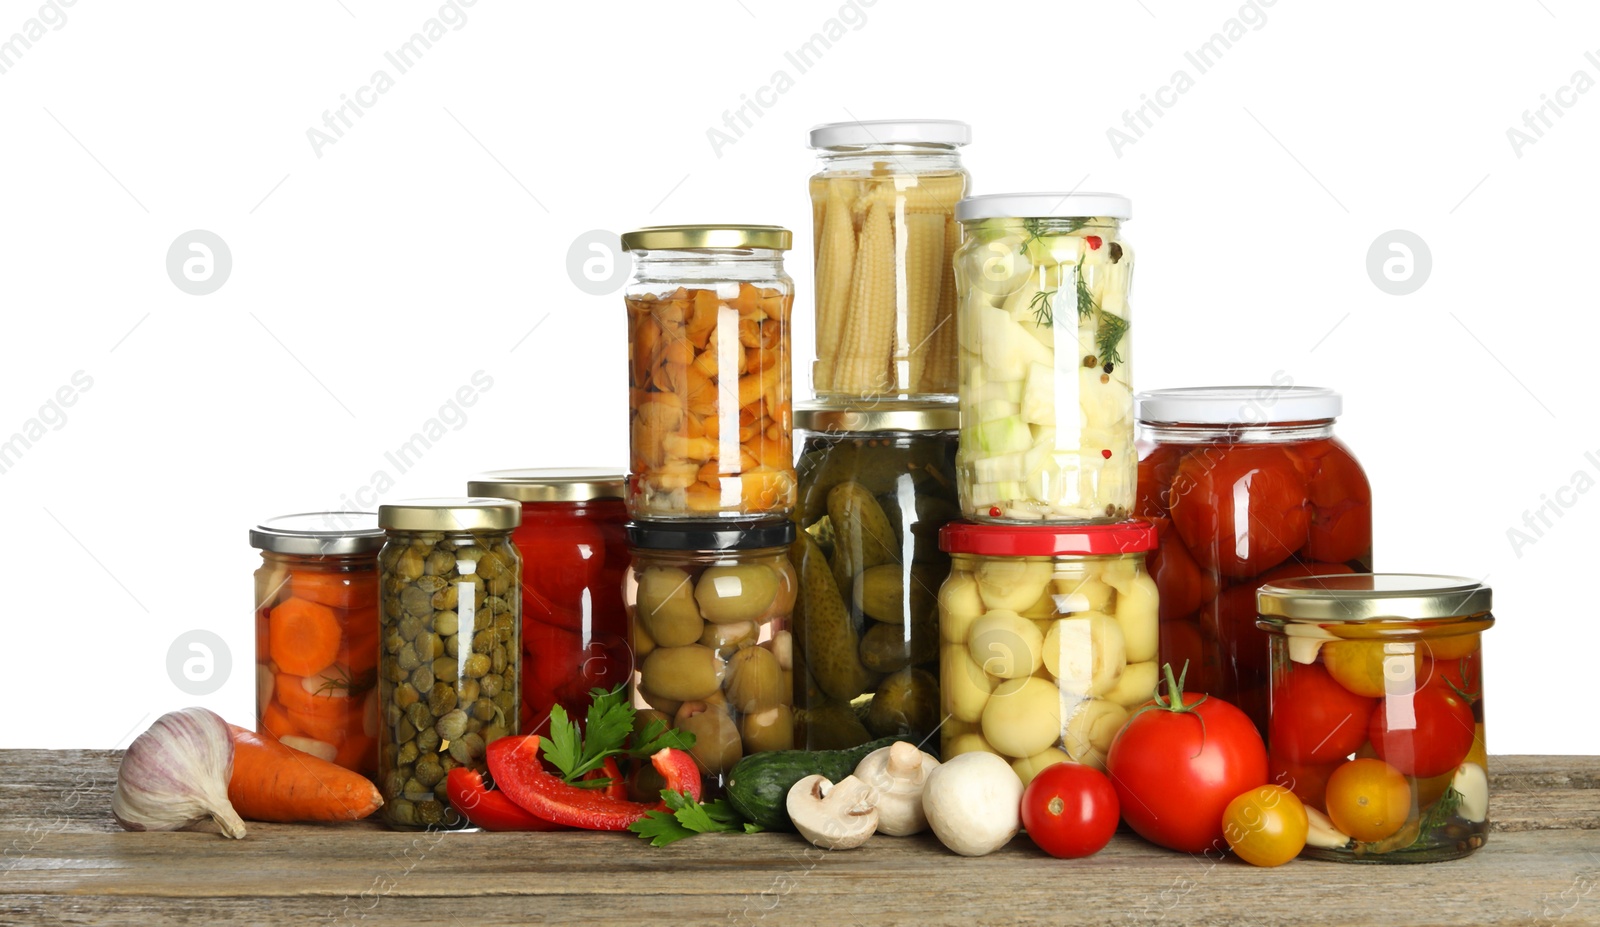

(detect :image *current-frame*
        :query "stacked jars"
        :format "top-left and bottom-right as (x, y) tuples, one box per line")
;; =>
(1134, 386), (1372, 731)
(789, 121), (972, 751)
(249, 512), (386, 776)
(465, 469), (631, 738)
(938, 191), (1148, 776)
(620, 225), (800, 794)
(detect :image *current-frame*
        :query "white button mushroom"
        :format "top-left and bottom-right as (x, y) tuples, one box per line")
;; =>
(852, 742), (940, 836)
(786, 774), (880, 850)
(921, 752), (1024, 857)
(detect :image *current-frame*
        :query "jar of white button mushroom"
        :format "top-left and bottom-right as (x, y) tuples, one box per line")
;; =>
(936, 520), (1158, 785)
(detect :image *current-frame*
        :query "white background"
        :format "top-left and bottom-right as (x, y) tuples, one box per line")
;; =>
(1, 0), (1595, 754)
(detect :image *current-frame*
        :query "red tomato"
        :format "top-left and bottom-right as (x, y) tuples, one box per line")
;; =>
(1368, 681), (1477, 778)
(1106, 666), (1269, 854)
(1301, 443), (1372, 565)
(1422, 654), (1481, 702)
(1269, 753), (1340, 812)
(1268, 664), (1376, 765)
(1147, 517), (1204, 621)
(1020, 762), (1120, 859)
(1136, 444), (1184, 517)
(515, 516), (608, 617)
(1168, 446), (1311, 579)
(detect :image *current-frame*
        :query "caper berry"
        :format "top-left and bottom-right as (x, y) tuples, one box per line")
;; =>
(397, 615), (422, 641)
(401, 585), (433, 617)
(397, 643), (420, 672)
(414, 574), (447, 594)
(458, 677), (480, 705)
(434, 611), (460, 637)
(409, 665), (434, 692)
(463, 654), (491, 678)
(387, 799), (417, 826)
(405, 702), (431, 733)
(427, 682), (458, 716)
(435, 710), (468, 742)
(414, 757), (445, 789)
(397, 741), (419, 766)
(425, 549), (456, 576)
(431, 657), (456, 684)
(415, 727), (440, 753)
(471, 697), (496, 722)
(479, 674), (502, 699)
(416, 801), (447, 826)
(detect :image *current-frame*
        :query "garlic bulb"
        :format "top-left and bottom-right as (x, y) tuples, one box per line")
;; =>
(113, 707), (247, 839)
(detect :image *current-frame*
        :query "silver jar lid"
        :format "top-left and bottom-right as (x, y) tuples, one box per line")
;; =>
(467, 468), (625, 503)
(794, 401), (958, 434)
(1257, 573), (1492, 622)
(249, 512), (385, 556)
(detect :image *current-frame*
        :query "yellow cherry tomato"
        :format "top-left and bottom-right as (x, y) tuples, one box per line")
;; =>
(1423, 632), (1480, 662)
(1223, 785), (1309, 867)
(1325, 758), (1413, 842)
(1321, 640), (1423, 698)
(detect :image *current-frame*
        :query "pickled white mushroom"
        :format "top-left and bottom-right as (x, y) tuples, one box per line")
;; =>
(939, 573), (986, 644)
(945, 730), (996, 758)
(1011, 747), (1073, 787)
(968, 610), (1044, 680)
(1043, 612), (1126, 697)
(942, 643), (996, 723)
(981, 677), (1063, 758)
(1099, 559), (1140, 596)
(1104, 660), (1160, 709)
(1061, 697), (1128, 771)
(1114, 572), (1159, 664)
(1054, 575), (1114, 613)
(976, 559), (1054, 612)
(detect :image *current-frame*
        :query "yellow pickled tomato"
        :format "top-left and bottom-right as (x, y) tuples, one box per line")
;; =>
(1325, 759), (1413, 843)
(1424, 632), (1480, 662)
(1321, 641), (1424, 699)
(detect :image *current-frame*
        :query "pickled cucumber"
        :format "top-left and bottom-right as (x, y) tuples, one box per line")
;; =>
(826, 481), (899, 597)
(793, 532), (873, 701)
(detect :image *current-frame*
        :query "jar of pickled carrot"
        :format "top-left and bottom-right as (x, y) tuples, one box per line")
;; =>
(466, 469), (630, 738)
(1257, 574), (1491, 862)
(620, 225), (796, 521)
(1135, 386), (1372, 732)
(249, 512), (385, 776)
(808, 119), (970, 401)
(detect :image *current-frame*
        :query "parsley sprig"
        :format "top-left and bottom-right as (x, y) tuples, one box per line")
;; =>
(539, 685), (694, 789)
(629, 790), (765, 846)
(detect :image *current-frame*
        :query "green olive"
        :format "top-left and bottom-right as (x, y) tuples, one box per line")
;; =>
(739, 705), (795, 753)
(695, 564), (781, 625)
(699, 620), (756, 660)
(633, 615), (658, 660)
(639, 644), (724, 702)
(674, 701), (742, 774)
(638, 688), (683, 718)
(636, 566), (704, 647)
(724, 645), (783, 713)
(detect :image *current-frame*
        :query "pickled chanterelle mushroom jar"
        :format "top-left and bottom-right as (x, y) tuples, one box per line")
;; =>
(376, 498), (522, 829)
(250, 511), (386, 776)
(937, 520), (1158, 785)
(625, 519), (797, 796)
(1257, 574), (1491, 863)
(952, 193), (1136, 524)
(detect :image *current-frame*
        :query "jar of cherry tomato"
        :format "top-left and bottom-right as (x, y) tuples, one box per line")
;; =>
(620, 225), (796, 521)
(791, 402), (960, 750)
(466, 469), (630, 738)
(1258, 574), (1491, 863)
(1135, 386), (1372, 732)
(376, 498), (522, 829)
(936, 520), (1159, 785)
(625, 519), (798, 796)
(250, 512), (385, 776)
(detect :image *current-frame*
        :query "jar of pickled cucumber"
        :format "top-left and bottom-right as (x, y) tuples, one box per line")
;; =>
(1257, 574), (1491, 863)
(625, 519), (797, 795)
(466, 469), (630, 739)
(952, 193), (1135, 524)
(620, 225), (796, 521)
(937, 520), (1158, 786)
(250, 512), (385, 776)
(1136, 386), (1372, 732)
(791, 402), (960, 750)
(808, 119), (971, 401)
(376, 498), (522, 829)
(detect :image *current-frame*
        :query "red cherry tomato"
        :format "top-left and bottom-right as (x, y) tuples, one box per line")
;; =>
(1168, 445), (1310, 579)
(1020, 762), (1120, 859)
(1106, 665), (1269, 854)
(1268, 663), (1376, 765)
(1301, 443), (1372, 565)
(1147, 516), (1203, 621)
(1368, 680), (1477, 778)
(1136, 444), (1184, 517)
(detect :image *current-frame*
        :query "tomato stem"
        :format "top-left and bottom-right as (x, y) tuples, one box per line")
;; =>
(1127, 662), (1210, 758)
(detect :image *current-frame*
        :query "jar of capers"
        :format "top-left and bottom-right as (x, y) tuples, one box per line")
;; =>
(376, 498), (522, 829)
(625, 519), (797, 796)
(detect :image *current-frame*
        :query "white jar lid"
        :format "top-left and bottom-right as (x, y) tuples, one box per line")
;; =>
(1135, 386), (1343, 424)
(956, 193), (1132, 221)
(808, 119), (971, 149)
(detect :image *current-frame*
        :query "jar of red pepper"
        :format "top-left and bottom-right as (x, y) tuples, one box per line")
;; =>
(467, 469), (631, 738)
(1135, 386), (1372, 731)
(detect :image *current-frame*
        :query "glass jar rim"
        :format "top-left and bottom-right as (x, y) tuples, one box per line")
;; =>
(1257, 573), (1492, 622)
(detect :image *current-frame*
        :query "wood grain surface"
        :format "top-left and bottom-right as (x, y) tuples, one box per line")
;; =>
(1, 751), (1596, 926)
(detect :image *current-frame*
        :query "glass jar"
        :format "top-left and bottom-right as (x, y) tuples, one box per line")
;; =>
(625, 520), (798, 795)
(791, 403), (960, 750)
(620, 225), (796, 521)
(249, 512), (385, 776)
(1135, 386), (1372, 732)
(937, 520), (1158, 785)
(808, 119), (971, 401)
(466, 469), (630, 738)
(1257, 574), (1491, 863)
(951, 193), (1136, 524)
(375, 498), (522, 829)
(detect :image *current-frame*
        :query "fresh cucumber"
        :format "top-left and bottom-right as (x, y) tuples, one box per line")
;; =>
(725, 736), (908, 832)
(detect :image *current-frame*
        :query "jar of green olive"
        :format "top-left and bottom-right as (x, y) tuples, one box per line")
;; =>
(625, 519), (797, 796)
(376, 498), (522, 829)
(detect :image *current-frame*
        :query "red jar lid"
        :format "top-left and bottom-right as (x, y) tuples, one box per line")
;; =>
(939, 520), (1157, 557)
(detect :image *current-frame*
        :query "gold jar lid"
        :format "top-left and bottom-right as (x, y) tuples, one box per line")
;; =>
(378, 498), (521, 533)
(1257, 573), (1492, 622)
(794, 401), (958, 434)
(467, 468), (624, 503)
(620, 225), (792, 252)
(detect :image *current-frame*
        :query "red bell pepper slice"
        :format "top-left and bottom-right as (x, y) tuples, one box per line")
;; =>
(485, 735), (701, 831)
(446, 768), (566, 831)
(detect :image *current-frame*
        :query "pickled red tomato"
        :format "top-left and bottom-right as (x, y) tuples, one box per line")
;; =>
(1300, 443), (1372, 565)
(1136, 444), (1184, 517)
(1268, 663), (1376, 765)
(1146, 516), (1203, 621)
(516, 517), (608, 614)
(1168, 446), (1311, 578)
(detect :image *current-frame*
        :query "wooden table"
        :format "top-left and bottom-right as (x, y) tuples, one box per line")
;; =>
(2, 751), (1596, 926)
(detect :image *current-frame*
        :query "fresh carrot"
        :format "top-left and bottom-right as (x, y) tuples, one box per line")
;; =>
(269, 597), (343, 676)
(290, 570), (377, 610)
(259, 701), (302, 740)
(227, 725), (383, 823)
